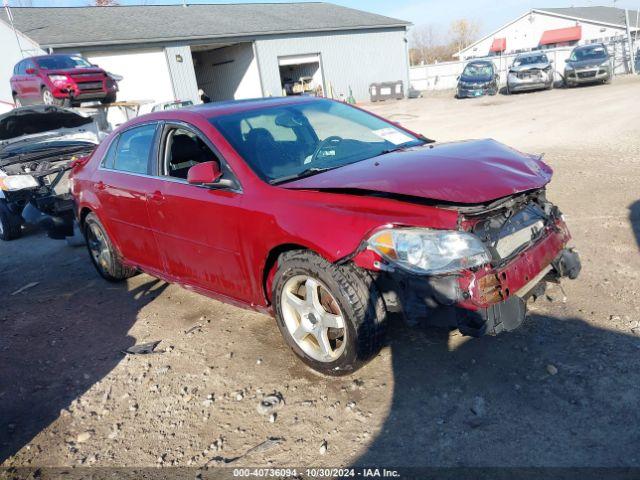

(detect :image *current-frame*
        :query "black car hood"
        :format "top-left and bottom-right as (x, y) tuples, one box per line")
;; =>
(0, 105), (93, 142)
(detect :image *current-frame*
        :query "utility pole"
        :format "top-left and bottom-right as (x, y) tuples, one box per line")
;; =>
(3, 0), (24, 59)
(625, 9), (636, 74)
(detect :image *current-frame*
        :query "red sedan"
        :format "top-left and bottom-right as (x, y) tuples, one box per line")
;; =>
(70, 97), (580, 375)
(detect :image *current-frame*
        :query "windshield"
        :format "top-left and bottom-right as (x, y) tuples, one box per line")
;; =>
(462, 63), (493, 78)
(513, 54), (548, 66)
(35, 55), (94, 70)
(210, 100), (424, 184)
(570, 46), (608, 62)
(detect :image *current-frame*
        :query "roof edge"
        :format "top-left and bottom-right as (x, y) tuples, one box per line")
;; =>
(39, 24), (410, 50)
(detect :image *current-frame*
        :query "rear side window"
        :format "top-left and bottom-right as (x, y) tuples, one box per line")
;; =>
(101, 136), (120, 169)
(112, 124), (157, 175)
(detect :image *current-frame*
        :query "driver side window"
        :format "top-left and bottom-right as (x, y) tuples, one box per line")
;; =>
(163, 127), (220, 180)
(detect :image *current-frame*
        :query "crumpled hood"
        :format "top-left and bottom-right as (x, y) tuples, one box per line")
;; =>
(283, 139), (553, 205)
(510, 62), (550, 72)
(0, 105), (97, 150)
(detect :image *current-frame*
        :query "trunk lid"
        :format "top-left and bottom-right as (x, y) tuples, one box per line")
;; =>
(282, 139), (552, 204)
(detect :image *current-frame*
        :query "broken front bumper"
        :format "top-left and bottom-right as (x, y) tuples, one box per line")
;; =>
(373, 222), (581, 336)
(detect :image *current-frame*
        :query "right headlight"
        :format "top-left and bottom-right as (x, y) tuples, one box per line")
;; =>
(0, 174), (39, 191)
(367, 227), (491, 275)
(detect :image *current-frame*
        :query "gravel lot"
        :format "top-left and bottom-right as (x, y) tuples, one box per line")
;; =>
(1, 76), (640, 471)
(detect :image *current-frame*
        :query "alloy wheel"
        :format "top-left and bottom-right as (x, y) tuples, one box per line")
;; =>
(280, 275), (347, 362)
(42, 89), (54, 105)
(87, 223), (111, 271)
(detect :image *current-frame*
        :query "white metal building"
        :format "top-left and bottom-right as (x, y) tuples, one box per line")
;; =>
(457, 7), (639, 60)
(0, 18), (43, 112)
(0, 3), (411, 107)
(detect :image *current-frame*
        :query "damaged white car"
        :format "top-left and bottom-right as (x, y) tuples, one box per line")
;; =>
(0, 105), (102, 240)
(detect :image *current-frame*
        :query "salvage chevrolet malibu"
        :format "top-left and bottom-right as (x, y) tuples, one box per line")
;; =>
(70, 97), (580, 375)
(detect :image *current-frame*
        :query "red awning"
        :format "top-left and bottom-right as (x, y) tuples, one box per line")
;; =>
(490, 37), (506, 52)
(539, 25), (582, 46)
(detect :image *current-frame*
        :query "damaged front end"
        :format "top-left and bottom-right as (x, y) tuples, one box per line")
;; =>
(353, 189), (581, 336)
(0, 106), (101, 240)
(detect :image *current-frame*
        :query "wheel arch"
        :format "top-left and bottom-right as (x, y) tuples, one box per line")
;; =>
(262, 243), (318, 305)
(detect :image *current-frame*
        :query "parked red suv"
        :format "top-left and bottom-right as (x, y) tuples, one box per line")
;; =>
(10, 54), (118, 107)
(70, 97), (580, 375)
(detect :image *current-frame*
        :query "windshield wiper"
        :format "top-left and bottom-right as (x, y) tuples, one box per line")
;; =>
(270, 166), (338, 185)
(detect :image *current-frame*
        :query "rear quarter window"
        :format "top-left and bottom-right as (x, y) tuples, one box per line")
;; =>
(111, 124), (157, 175)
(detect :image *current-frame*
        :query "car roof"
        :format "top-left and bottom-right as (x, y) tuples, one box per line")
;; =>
(516, 51), (547, 58)
(574, 43), (606, 50)
(466, 60), (493, 66)
(182, 96), (325, 118)
(119, 96), (331, 128)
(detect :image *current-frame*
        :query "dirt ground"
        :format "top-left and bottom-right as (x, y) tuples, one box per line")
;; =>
(1, 76), (640, 472)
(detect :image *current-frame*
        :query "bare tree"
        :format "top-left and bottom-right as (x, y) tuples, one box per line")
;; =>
(409, 25), (440, 65)
(449, 18), (481, 54)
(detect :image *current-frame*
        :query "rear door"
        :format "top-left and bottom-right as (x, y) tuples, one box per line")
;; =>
(94, 122), (165, 274)
(22, 60), (41, 101)
(145, 123), (250, 301)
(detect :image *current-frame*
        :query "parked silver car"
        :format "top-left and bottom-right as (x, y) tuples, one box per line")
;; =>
(506, 52), (554, 94)
(564, 43), (612, 87)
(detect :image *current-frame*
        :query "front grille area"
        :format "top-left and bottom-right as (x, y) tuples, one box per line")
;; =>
(577, 71), (597, 78)
(473, 202), (549, 262)
(71, 73), (104, 79)
(77, 81), (104, 91)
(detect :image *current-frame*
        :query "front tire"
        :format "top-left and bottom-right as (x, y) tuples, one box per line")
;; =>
(84, 212), (137, 281)
(0, 199), (23, 241)
(273, 250), (387, 375)
(101, 91), (117, 104)
(41, 87), (70, 107)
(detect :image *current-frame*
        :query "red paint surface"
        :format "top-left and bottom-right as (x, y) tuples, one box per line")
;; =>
(10, 55), (116, 103)
(284, 138), (553, 204)
(71, 98), (570, 313)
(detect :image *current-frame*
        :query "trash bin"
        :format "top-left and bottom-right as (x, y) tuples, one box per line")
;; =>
(369, 81), (404, 102)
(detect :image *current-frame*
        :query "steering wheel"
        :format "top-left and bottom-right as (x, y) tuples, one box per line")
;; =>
(309, 136), (343, 165)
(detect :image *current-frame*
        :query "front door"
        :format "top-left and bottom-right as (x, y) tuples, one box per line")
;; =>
(146, 124), (250, 302)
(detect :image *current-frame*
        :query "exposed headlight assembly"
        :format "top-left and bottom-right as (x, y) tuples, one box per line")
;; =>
(367, 228), (491, 275)
(0, 174), (39, 191)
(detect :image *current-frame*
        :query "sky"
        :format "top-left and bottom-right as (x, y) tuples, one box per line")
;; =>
(9, 0), (640, 36)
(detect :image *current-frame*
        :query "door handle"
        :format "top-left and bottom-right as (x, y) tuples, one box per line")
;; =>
(96, 181), (106, 191)
(149, 190), (165, 202)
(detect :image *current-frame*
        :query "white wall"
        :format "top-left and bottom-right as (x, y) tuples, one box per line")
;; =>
(460, 11), (630, 60)
(83, 49), (175, 105)
(192, 43), (262, 101)
(0, 18), (44, 106)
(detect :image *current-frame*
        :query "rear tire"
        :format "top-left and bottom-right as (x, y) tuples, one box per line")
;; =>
(273, 250), (387, 375)
(84, 212), (137, 281)
(0, 199), (23, 241)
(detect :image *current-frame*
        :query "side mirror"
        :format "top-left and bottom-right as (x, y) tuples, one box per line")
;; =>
(187, 161), (222, 186)
(25, 68), (36, 75)
(549, 59), (554, 64)
(456, 75), (460, 81)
